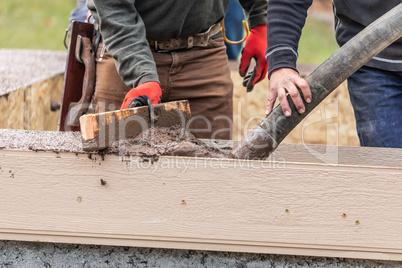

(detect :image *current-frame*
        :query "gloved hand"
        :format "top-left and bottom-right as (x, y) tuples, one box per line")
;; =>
(120, 81), (162, 110)
(239, 23), (268, 92)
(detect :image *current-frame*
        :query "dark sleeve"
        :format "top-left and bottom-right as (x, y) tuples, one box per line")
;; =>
(87, 0), (159, 88)
(266, 0), (313, 77)
(238, 0), (267, 28)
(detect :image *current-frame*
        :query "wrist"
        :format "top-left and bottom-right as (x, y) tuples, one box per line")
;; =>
(250, 23), (266, 33)
(132, 81), (162, 95)
(135, 76), (160, 88)
(136, 81), (160, 88)
(269, 66), (299, 79)
(270, 67), (299, 80)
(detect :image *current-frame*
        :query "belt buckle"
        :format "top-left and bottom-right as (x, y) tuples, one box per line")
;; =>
(154, 40), (159, 51)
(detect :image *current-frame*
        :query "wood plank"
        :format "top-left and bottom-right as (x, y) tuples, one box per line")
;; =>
(203, 139), (402, 168)
(0, 148), (401, 260)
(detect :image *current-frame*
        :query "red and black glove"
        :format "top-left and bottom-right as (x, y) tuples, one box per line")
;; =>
(239, 23), (268, 92)
(120, 81), (162, 110)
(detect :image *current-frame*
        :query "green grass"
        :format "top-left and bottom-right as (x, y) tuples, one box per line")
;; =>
(298, 16), (339, 63)
(0, 1), (339, 63)
(0, 0), (75, 51)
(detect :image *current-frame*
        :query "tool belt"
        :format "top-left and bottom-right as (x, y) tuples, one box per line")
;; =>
(60, 21), (97, 131)
(148, 23), (221, 51)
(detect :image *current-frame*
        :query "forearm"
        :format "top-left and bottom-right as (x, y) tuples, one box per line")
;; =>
(266, 0), (313, 77)
(238, 0), (267, 28)
(88, 0), (159, 88)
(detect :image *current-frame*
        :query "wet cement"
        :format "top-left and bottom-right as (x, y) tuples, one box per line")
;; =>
(0, 128), (228, 158)
(0, 49), (66, 96)
(108, 126), (228, 158)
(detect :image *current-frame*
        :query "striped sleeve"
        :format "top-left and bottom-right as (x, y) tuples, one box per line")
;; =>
(266, 0), (313, 77)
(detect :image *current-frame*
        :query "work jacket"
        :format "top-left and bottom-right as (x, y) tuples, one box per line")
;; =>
(87, 0), (267, 88)
(266, 0), (402, 76)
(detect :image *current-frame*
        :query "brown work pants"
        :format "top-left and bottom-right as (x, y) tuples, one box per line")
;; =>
(93, 37), (233, 140)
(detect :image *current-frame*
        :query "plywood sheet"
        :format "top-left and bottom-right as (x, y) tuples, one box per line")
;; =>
(0, 74), (64, 131)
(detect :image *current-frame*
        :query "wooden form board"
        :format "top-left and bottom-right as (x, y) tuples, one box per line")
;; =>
(0, 74), (64, 131)
(0, 146), (401, 261)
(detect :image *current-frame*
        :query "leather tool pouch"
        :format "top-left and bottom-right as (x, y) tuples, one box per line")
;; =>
(59, 21), (96, 131)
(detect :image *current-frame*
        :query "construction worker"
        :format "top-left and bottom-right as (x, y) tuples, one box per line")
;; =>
(86, 0), (268, 140)
(265, 0), (402, 148)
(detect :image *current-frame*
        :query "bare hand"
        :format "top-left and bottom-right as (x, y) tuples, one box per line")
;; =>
(265, 68), (311, 117)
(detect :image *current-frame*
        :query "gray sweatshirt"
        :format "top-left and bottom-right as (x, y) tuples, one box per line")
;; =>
(266, 0), (402, 76)
(87, 0), (267, 88)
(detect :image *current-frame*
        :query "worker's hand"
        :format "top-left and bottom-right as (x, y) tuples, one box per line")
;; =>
(266, 68), (311, 117)
(121, 81), (162, 110)
(239, 23), (268, 92)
